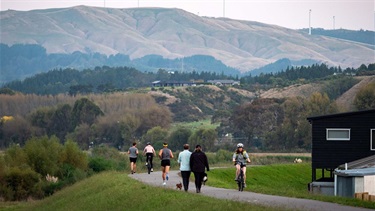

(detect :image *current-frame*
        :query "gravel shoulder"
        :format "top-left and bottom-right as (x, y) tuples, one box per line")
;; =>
(129, 170), (372, 211)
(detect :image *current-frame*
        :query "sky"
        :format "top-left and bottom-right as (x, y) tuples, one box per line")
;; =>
(1, 0), (374, 31)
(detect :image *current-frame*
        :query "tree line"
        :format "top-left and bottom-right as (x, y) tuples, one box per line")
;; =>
(3, 67), (237, 95)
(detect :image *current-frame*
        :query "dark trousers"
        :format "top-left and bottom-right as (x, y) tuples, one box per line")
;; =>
(181, 171), (191, 191)
(146, 153), (153, 168)
(193, 172), (205, 192)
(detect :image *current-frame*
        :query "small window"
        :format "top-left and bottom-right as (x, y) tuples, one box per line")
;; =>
(326, 129), (350, 141)
(371, 129), (375, 150)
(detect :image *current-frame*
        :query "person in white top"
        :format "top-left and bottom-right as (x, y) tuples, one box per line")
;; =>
(143, 142), (156, 172)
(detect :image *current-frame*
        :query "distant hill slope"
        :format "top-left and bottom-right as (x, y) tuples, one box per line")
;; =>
(1, 6), (374, 83)
(299, 28), (375, 46)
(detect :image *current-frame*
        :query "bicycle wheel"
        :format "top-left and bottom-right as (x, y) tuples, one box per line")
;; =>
(147, 156), (152, 174)
(238, 170), (244, 192)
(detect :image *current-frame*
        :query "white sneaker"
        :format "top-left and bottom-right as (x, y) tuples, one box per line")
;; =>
(151, 168), (153, 172)
(163, 182), (166, 186)
(145, 162), (148, 166)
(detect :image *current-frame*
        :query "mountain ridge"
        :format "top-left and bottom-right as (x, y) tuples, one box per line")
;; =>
(1, 5), (373, 73)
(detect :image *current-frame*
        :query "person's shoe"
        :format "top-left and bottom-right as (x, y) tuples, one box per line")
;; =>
(234, 178), (238, 181)
(145, 162), (148, 166)
(163, 182), (166, 186)
(131, 170), (134, 174)
(151, 168), (153, 172)
(166, 174), (169, 181)
(244, 183), (247, 188)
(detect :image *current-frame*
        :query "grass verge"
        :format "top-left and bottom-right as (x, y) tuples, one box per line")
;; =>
(1, 171), (283, 211)
(207, 163), (375, 209)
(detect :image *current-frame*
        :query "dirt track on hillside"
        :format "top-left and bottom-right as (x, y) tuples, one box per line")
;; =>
(130, 170), (372, 211)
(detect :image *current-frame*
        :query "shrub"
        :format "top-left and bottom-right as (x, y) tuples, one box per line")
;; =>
(1, 167), (42, 201)
(89, 146), (127, 171)
(59, 139), (88, 171)
(23, 136), (62, 176)
(3, 144), (28, 169)
(88, 157), (116, 172)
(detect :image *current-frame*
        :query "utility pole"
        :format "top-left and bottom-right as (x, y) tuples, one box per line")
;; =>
(309, 9), (312, 35)
(223, 0), (225, 18)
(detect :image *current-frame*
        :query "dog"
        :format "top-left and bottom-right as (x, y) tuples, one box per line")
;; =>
(176, 182), (182, 190)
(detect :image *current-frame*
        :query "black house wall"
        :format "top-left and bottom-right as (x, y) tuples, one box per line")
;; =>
(311, 111), (375, 170)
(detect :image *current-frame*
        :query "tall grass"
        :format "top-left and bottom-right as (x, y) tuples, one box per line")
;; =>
(1, 172), (282, 211)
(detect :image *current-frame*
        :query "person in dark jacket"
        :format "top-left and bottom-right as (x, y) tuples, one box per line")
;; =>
(190, 144), (209, 193)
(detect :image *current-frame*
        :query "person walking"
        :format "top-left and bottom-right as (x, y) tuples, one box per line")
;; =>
(128, 142), (138, 174)
(143, 142), (156, 172)
(178, 144), (192, 191)
(159, 142), (174, 186)
(190, 144), (209, 193)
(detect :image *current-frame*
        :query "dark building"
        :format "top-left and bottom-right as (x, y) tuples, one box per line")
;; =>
(307, 109), (375, 184)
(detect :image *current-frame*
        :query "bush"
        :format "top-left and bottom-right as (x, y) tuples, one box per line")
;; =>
(23, 136), (62, 176)
(59, 139), (88, 171)
(1, 167), (42, 201)
(89, 146), (128, 171)
(88, 157), (116, 172)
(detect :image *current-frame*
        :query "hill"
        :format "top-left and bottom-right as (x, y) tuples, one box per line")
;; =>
(1, 6), (374, 83)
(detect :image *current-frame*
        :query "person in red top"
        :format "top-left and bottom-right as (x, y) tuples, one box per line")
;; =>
(143, 142), (156, 172)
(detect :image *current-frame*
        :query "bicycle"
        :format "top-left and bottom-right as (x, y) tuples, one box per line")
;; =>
(236, 162), (245, 192)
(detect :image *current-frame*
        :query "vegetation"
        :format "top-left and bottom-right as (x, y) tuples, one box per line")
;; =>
(1, 161), (374, 210)
(208, 163), (375, 209)
(0, 171), (279, 211)
(298, 28), (375, 46)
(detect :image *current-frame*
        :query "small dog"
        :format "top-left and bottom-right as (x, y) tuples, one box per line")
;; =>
(176, 182), (182, 190)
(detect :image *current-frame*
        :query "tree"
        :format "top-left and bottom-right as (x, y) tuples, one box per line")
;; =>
(354, 82), (375, 110)
(48, 104), (72, 141)
(142, 126), (168, 149)
(167, 127), (192, 151)
(71, 98), (104, 130)
(188, 128), (217, 152)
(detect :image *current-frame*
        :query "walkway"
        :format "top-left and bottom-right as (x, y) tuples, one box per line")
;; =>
(129, 170), (372, 211)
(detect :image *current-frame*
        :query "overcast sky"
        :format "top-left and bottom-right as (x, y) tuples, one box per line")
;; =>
(1, 0), (374, 31)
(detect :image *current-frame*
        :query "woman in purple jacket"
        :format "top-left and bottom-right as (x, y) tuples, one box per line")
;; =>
(190, 144), (209, 193)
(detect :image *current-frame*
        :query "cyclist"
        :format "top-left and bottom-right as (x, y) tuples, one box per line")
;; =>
(232, 143), (251, 187)
(143, 142), (156, 172)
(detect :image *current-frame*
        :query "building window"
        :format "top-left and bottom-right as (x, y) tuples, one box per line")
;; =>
(326, 129), (350, 141)
(371, 129), (375, 150)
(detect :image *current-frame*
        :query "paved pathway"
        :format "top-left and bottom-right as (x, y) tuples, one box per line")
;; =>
(129, 170), (372, 211)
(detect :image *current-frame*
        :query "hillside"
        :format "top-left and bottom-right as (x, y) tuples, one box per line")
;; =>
(1, 6), (374, 83)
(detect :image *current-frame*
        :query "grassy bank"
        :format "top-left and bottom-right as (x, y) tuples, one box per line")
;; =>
(0, 171), (281, 211)
(208, 163), (375, 209)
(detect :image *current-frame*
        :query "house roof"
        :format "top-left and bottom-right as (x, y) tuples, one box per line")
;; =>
(335, 167), (375, 177)
(334, 155), (375, 176)
(307, 109), (375, 122)
(337, 154), (375, 170)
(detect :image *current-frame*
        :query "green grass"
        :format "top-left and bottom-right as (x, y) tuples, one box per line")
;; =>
(171, 119), (219, 131)
(207, 163), (375, 209)
(0, 171), (282, 211)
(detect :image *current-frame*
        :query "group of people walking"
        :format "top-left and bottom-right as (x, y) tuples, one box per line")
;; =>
(128, 141), (250, 193)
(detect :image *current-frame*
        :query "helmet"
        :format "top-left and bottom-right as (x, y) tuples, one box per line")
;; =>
(147, 142), (151, 145)
(237, 143), (244, 148)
